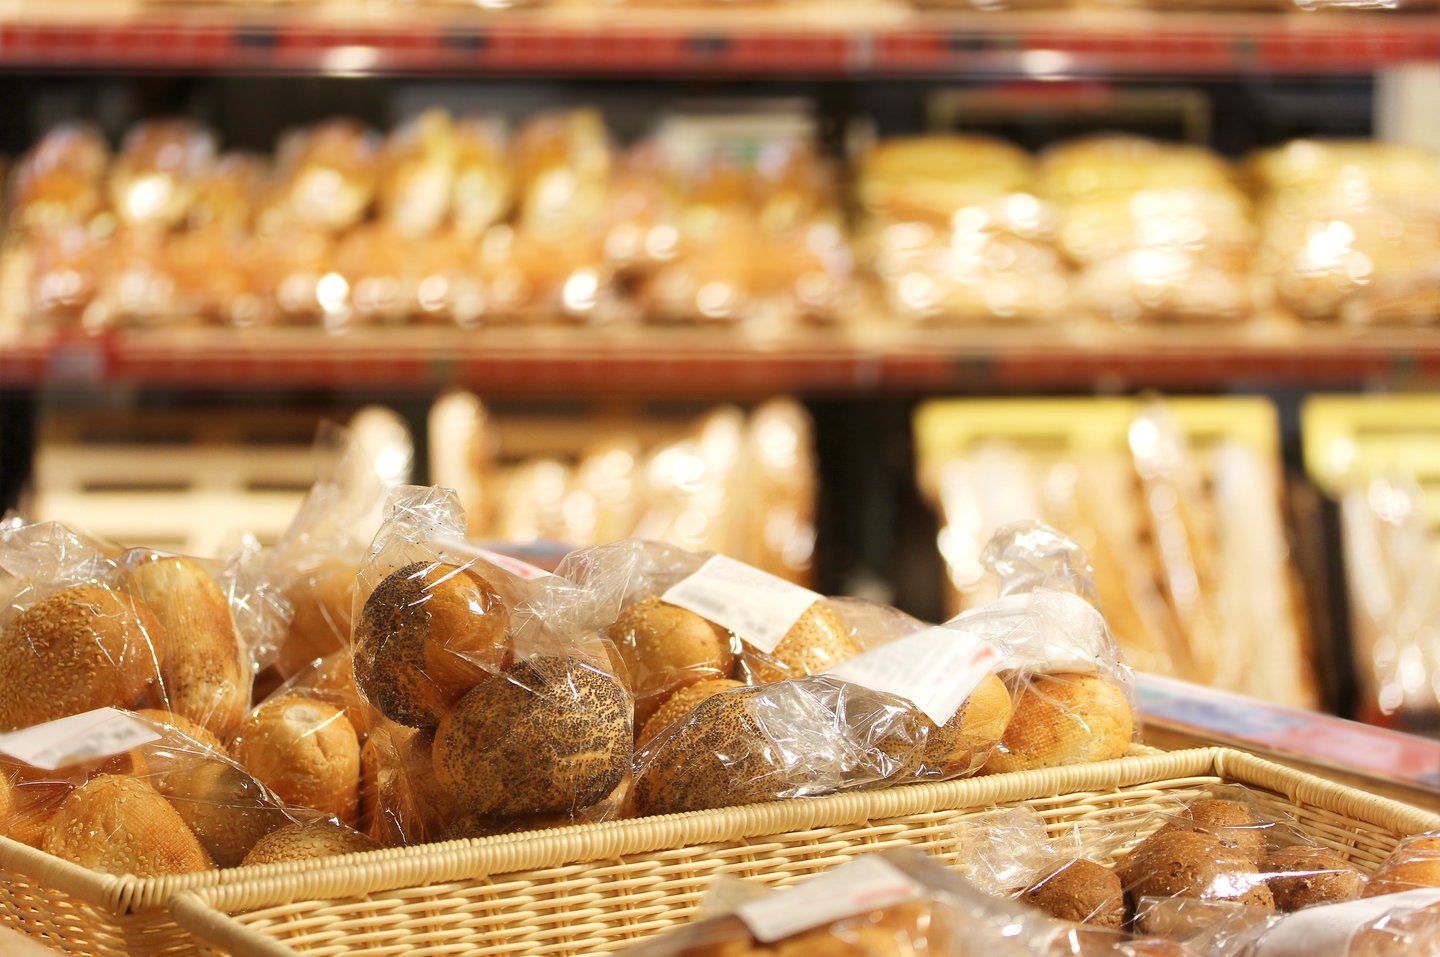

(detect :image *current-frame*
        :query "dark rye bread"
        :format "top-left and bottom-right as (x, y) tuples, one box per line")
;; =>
(434, 656), (630, 817)
(1021, 859), (1125, 928)
(353, 562), (511, 728)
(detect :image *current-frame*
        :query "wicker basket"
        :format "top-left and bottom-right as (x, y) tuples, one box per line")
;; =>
(6, 748), (1436, 957)
(142, 748), (1439, 957)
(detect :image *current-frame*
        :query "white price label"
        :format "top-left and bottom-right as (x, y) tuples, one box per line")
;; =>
(1255, 888), (1440, 957)
(661, 554), (822, 654)
(824, 627), (1003, 726)
(737, 855), (925, 943)
(0, 708), (160, 771)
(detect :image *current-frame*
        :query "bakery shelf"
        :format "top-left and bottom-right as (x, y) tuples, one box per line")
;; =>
(2, 5), (1439, 77)
(4, 323), (1439, 395)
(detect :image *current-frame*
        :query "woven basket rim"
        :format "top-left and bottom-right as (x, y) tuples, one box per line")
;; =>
(163, 746), (1438, 916)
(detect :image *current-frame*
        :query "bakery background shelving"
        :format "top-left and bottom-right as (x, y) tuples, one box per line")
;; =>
(2, 0), (1437, 735)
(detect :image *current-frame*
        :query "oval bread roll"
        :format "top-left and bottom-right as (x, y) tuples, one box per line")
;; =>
(741, 602), (859, 684)
(353, 562), (511, 728)
(129, 555), (249, 739)
(918, 673), (1013, 778)
(981, 673), (1132, 774)
(0, 585), (163, 730)
(1261, 845), (1363, 910)
(278, 562), (357, 678)
(1021, 859), (1125, 928)
(1155, 799), (1266, 862)
(149, 747), (290, 868)
(241, 818), (381, 866)
(361, 720), (457, 846)
(607, 598), (735, 726)
(0, 773), (14, 832)
(637, 677), (745, 748)
(233, 695), (361, 826)
(43, 775), (213, 876)
(1116, 829), (1274, 934)
(433, 656), (630, 818)
(1364, 833), (1440, 897)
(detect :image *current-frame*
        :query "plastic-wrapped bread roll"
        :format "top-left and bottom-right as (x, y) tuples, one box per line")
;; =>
(241, 817), (381, 866)
(377, 109), (458, 240)
(43, 775), (213, 877)
(1364, 833), (1440, 897)
(9, 123), (110, 235)
(277, 563), (357, 679)
(279, 118), (381, 234)
(125, 553), (250, 740)
(451, 118), (513, 239)
(231, 694), (361, 826)
(427, 390), (492, 537)
(735, 398), (817, 585)
(109, 119), (217, 231)
(607, 597), (736, 725)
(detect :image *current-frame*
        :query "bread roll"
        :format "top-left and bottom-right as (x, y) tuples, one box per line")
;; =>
(918, 672), (1012, 777)
(128, 555), (249, 739)
(981, 673), (1132, 774)
(1021, 859), (1125, 928)
(0, 773), (14, 833)
(1116, 830), (1274, 933)
(353, 562), (511, 728)
(607, 598), (736, 725)
(1364, 834), (1440, 897)
(149, 739), (290, 869)
(134, 708), (226, 754)
(43, 775), (212, 876)
(361, 721), (456, 846)
(433, 656), (630, 817)
(1262, 845), (1363, 910)
(232, 695), (361, 826)
(741, 602), (859, 684)
(637, 677), (744, 748)
(241, 818), (381, 866)
(278, 563), (357, 678)
(1156, 799), (1266, 862)
(0, 585), (163, 731)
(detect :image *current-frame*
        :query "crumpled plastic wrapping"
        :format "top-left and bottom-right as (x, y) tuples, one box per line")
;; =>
(0, 518), (287, 739)
(351, 486), (630, 843)
(0, 708), (311, 874)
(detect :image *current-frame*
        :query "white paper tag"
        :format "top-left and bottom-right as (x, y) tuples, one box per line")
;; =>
(0, 708), (160, 771)
(1254, 887), (1440, 957)
(736, 855), (926, 943)
(823, 626), (1003, 725)
(661, 554), (822, 654)
(435, 536), (552, 581)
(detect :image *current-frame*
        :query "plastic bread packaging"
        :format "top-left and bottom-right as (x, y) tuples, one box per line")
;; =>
(351, 485), (628, 842)
(451, 117), (514, 239)
(0, 518), (169, 732)
(732, 398), (818, 587)
(1113, 785), (1375, 941)
(1337, 476), (1440, 725)
(25, 224), (107, 325)
(274, 118), (382, 234)
(107, 119), (217, 232)
(0, 707), (345, 874)
(601, 142), (682, 278)
(376, 109), (458, 241)
(8, 122), (110, 236)
(262, 420), (401, 682)
(512, 109), (612, 241)
(618, 522), (1130, 816)
(617, 846), (1205, 956)
(949, 521), (1138, 776)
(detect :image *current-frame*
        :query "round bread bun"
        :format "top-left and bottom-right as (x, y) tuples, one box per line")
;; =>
(1117, 829), (1274, 932)
(43, 774), (213, 876)
(232, 695), (361, 826)
(135, 708), (226, 753)
(1154, 799), (1267, 862)
(0, 585), (163, 730)
(278, 562), (357, 678)
(1261, 845), (1363, 910)
(149, 745), (290, 868)
(353, 562), (511, 728)
(1364, 833), (1440, 897)
(361, 721), (456, 846)
(128, 555), (249, 739)
(741, 601), (859, 684)
(1022, 858), (1125, 928)
(241, 818), (381, 866)
(980, 673), (1132, 774)
(433, 656), (630, 818)
(607, 597), (735, 726)
(918, 673), (1012, 778)
(637, 678), (745, 748)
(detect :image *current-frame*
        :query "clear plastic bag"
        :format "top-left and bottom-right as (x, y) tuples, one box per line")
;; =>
(108, 119), (217, 231)
(8, 123), (109, 236)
